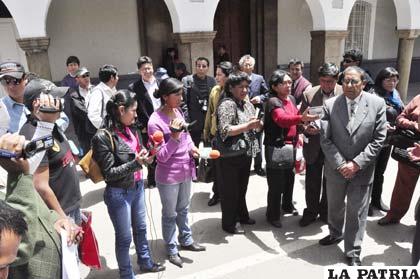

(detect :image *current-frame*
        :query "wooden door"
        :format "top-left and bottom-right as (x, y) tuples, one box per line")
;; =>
(213, 0), (251, 67)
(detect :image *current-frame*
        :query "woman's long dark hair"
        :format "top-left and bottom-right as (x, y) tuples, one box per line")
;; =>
(153, 77), (183, 106)
(104, 89), (137, 133)
(374, 67), (399, 96)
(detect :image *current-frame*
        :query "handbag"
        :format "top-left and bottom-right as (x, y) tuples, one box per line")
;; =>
(214, 132), (247, 158)
(391, 146), (420, 169)
(197, 158), (214, 183)
(79, 129), (114, 183)
(389, 128), (420, 149)
(78, 211), (101, 269)
(265, 144), (295, 169)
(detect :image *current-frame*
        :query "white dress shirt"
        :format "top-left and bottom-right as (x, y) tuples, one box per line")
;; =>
(87, 82), (117, 129)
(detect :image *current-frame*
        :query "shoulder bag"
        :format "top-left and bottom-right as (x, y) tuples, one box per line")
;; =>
(79, 129), (114, 183)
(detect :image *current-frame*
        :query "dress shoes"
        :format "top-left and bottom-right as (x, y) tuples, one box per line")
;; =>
(168, 254), (183, 268)
(377, 216), (400, 226)
(319, 235), (343, 246)
(223, 227), (245, 234)
(140, 263), (166, 273)
(240, 218), (256, 225)
(181, 242), (206, 252)
(283, 205), (299, 216)
(268, 220), (282, 228)
(255, 168), (266, 176)
(299, 215), (317, 227)
(207, 195), (220, 206)
(346, 256), (362, 266)
(371, 200), (390, 212)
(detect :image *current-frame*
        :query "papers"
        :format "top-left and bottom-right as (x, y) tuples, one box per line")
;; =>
(61, 229), (80, 279)
(308, 106), (324, 118)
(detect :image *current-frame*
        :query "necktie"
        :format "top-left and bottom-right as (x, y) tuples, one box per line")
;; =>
(349, 100), (356, 131)
(291, 80), (296, 96)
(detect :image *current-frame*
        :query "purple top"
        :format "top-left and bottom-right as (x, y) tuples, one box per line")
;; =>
(61, 74), (78, 90)
(147, 109), (196, 185)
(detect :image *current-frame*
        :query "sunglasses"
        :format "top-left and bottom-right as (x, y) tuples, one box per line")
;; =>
(81, 74), (90, 78)
(343, 59), (355, 64)
(0, 77), (23, 86)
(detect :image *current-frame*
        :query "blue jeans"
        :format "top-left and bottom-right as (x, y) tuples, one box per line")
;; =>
(104, 180), (153, 279)
(157, 180), (194, 255)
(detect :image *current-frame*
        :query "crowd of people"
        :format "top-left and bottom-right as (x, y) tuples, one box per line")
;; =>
(0, 47), (419, 278)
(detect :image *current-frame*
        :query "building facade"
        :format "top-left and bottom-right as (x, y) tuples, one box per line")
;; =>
(0, 0), (419, 101)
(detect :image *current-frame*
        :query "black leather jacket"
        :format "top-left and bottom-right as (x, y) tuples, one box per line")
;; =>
(92, 128), (142, 189)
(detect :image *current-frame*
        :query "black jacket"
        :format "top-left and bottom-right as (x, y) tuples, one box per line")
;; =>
(92, 128), (142, 189)
(129, 79), (155, 132)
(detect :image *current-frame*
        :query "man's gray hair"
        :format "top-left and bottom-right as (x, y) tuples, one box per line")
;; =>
(343, 66), (366, 82)
(239, 54), (255, 67)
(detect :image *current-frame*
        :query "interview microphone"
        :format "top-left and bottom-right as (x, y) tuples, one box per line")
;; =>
(148, 131), (164, 156)
(199, 147), (221, 160)
(169, 120), (197, 133)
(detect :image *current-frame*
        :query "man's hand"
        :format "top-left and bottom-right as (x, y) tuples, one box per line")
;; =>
(0, 133), (29, 173)
(34, 93), (61, 123)
(250, 96), (261, 105)
(54, 217), (83, 246)
(408, 142), (420, 162)
(338, 161), (360, 179)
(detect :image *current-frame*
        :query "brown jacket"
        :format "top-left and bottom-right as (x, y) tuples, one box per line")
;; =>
(300, 84), (342, 164)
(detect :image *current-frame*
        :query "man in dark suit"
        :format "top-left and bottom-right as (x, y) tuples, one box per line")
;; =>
(239, 54), (269, 176)
(129, 56), (161, 188)
(299, 63), (342, 227)
(319, 66), (387, 266)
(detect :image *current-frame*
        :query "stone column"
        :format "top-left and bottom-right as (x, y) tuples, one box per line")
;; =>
(16, 37), (52, 80)
(309, 30), (348, 85)
(396, 29), (419, 103)
(172, 31), (217, 77)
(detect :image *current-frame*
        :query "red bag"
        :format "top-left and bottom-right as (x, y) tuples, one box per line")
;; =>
(79, 211), (102, 269)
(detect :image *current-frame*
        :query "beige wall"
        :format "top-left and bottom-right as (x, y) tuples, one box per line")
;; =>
(371, 0), (399, 59)
(277, 0), (312, 65)
(46, 0), (141, 81)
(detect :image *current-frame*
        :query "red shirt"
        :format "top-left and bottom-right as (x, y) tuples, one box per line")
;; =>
(271, 97), (302, 144)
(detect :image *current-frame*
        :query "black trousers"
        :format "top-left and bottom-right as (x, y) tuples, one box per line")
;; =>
(303, 152), (328, 219)
(141, 132), (156, 185)
(266, 167), (295, 221)
(212, 158), (221, 198)
(371, 145), (392, 205)
(253, 131), (263, 169)
(219, 155), (252, 230)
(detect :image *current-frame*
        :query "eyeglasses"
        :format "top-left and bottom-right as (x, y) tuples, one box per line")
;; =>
(342, 79), (361, 85)
(0, 77), (22, 86)
(343, 59), (355, 64)
(81, 74), (90, 78)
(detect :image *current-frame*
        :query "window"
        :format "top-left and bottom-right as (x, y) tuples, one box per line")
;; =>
(345, 0), (373, 58)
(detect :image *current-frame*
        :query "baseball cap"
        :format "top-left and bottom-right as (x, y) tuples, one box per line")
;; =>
(0, 61), (25, 79)
(24, 78), (69, 111)
(75, 67), (90, 77)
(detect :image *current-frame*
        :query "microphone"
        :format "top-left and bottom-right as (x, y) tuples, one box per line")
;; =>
(148, 131), (164, 156)
(199, 147), (221, 159)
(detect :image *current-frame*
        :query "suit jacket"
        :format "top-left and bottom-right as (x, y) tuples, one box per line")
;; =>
(129, 79), (155, 132)
(300, 85), (342, 164)
(320, 92), (387, 185)
(5, 172), (61, 278)
(248, 73), (269, 104)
